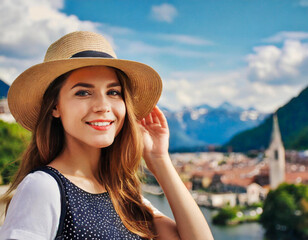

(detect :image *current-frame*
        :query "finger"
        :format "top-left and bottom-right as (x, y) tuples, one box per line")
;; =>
(153, 106), (168, 128)
(139, 119), (148, 132)
(137, 119), (144, 128)
(151, 110), (160, 125)
(141, 118), (146, 126)
(145, 113), (153, 125)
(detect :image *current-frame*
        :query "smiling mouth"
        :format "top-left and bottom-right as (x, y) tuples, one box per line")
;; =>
(86, 121), (113, 127)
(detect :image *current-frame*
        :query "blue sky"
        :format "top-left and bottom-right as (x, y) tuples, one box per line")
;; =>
(1, 0), (308, 112)
(63, 0), (308, 71)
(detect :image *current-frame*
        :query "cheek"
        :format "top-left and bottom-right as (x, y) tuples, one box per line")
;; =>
(120, 102), (126, 120)
(59, 101), (87, 123)
(115, 102), (126, 130)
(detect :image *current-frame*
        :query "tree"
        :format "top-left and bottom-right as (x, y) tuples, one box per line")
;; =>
(260, 183), (308, 240)
(212, 206), (237, 225)
(0, 120), (30, 184)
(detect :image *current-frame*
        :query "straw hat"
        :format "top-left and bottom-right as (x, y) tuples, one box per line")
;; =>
(8, 31), (162, 131)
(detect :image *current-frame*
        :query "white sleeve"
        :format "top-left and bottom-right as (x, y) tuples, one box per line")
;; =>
(142, 196), (164, 216)
(0, 171), (61, 240)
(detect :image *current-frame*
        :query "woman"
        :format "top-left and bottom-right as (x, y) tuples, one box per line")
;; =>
(0, 31), (213, 240)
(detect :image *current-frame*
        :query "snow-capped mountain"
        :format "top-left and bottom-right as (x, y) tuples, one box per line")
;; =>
(160, 102), (267, 152)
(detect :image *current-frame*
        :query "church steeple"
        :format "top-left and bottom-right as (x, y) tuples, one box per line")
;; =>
(267, 114), (285, 189)
(271, 114), (283, 147)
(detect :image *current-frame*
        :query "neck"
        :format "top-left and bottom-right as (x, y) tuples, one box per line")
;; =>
(51, 139), (102, 180)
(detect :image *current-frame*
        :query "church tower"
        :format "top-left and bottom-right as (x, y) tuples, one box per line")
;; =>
(267, 114), (285, 189)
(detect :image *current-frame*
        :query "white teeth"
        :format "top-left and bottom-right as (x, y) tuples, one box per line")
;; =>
(89, 122), (111, 126)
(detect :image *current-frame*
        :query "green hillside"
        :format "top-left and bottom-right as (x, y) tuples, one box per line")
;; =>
(225, 86), (308, 152)
(0, 120), (30, 184)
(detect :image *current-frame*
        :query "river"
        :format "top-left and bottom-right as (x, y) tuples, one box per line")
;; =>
(143, 192), (265, 240)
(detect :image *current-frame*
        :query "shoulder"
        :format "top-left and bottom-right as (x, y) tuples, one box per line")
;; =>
(17, 170), (60, 198)
(0, 170), (61, 240)
(10, 170), (62, 217)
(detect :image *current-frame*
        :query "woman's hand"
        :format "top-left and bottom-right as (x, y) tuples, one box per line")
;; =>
(140, 107), (214, 240)
(139, 106), (170, 174)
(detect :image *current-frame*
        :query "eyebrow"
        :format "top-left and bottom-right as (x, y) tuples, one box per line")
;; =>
(71, 82), (121, 89)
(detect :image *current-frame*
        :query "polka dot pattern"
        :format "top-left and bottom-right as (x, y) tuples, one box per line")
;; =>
(46, 166), (144, 240)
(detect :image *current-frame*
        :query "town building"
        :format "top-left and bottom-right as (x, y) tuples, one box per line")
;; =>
(147, 113), (308, 209)
(0, 98), (9, 114)
(266, 115), (285, 189)
(0, 98), (15, 123)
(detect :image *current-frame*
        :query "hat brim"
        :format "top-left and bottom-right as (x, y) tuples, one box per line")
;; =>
(8, 58), (162, 131)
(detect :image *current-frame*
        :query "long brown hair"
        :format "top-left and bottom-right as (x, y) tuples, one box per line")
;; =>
(1, 67), (156, 238)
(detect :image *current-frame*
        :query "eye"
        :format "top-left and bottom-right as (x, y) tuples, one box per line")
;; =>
(108, 90), (122, 97)
(75, 90), (91, 96)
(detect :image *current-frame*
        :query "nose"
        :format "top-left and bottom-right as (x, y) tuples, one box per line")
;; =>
(92, 94), (111, 113)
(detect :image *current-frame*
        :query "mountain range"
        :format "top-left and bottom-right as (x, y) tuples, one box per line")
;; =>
(0, 79), (9, 98)
(161, 102), (267, 152)
(0, 79), (266, 152)
(225, 85), (308, 152)
(1, 78), (306, 152)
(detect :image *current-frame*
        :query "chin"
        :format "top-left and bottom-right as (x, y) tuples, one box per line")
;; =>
(92, 140), (114, 149)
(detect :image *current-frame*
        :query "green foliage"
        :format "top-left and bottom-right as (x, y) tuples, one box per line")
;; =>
(247, 201), (263, 209)
(212, 206), (238, 225)
(0, 120), (30, 184)
(260, 183), (308, 240)
(225, 86), (308, 151)
(225, 116), (272, 152)
(289, 125), (308, 150)
(212, 204), (263, 225)
(218, 159), (227, 166)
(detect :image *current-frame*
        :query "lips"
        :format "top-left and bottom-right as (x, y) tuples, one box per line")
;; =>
(86, 119), (114, 130)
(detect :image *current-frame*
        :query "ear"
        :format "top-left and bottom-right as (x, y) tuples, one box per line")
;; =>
(52, 105), (60, 118)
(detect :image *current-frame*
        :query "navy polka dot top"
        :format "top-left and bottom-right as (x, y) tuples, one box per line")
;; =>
(41, 166), (145, 240)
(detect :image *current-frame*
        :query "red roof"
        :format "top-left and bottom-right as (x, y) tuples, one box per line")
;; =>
(285, 172), (308, 184)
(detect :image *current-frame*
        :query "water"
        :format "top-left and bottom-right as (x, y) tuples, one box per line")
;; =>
(143, 192), (265, 240)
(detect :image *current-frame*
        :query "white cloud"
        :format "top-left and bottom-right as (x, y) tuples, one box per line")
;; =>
(98, 23), (135, 36)
(1, 1), (307, 115)
(150, 3), (178, 23)
(231, 82), (302, 113)
(160, 71), (243, 110)
(264, 31), (308, 43)
(158, 33), (308, 113)
(159, 69), (304, 113)
(0, 0), (99, 59)
(156, 34), (213, 46)
(299, 0), (308, 7)
(0, 55), (40, 85)
(0, 0), (105, 84)
(119, 40), (212, 58)
(247, 40), (308, 84)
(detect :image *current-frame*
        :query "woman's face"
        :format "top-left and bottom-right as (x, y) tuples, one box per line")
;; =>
(52, 66), (126, 149)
